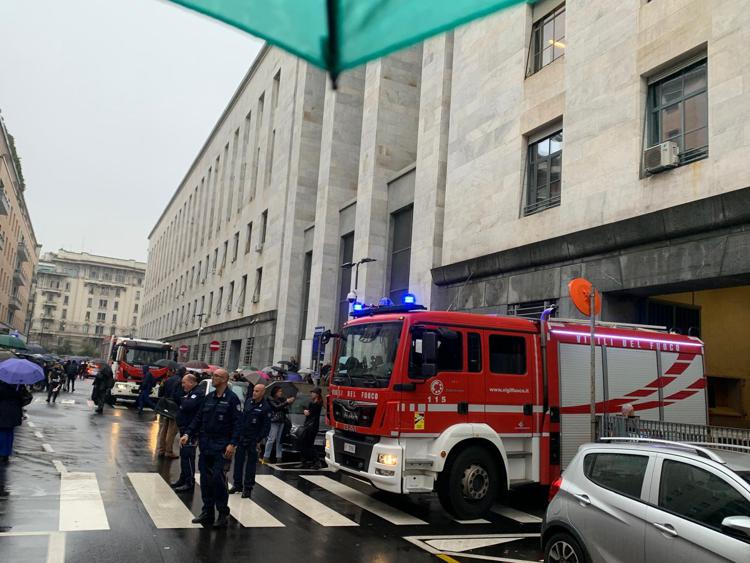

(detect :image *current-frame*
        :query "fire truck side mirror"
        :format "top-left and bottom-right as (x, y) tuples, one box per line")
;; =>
(420, 332), (438, 379)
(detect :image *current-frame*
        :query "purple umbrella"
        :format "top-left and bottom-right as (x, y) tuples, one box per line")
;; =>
(284, 372), (303, 382)
(0, 358), (45, 385)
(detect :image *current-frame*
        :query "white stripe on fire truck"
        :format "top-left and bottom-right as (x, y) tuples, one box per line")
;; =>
(423, 404), (546, 414)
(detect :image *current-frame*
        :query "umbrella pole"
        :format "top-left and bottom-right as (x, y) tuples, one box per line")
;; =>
(326, 0), (339, 90)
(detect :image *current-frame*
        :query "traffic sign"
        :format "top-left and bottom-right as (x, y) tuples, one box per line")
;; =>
(178, 345), (189, 355)
(209, 340), (221, 352)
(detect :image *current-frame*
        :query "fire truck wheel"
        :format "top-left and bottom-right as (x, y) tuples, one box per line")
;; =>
(437, 446), (500, 519)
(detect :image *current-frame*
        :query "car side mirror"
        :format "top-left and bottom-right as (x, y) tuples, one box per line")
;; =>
(722, 516), (750, 539)
(419, 331), (438, 379)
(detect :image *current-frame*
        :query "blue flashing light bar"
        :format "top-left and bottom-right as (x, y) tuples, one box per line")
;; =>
(402, 293), (416, 305)
(352, 302), (364, 312)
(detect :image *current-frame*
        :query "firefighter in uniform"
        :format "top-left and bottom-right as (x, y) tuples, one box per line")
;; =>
(171, 373), (204, 492)
(180, 369), (241, 528)
(230, 383), (271, 498)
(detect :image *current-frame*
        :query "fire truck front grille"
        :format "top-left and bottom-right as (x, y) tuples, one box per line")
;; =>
(333, 432), (378, 473)
(332, 399), (377, 428)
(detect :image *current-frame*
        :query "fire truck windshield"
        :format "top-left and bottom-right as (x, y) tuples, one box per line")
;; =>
(122, 347), (169, 367)
(332, 321), (401, 388)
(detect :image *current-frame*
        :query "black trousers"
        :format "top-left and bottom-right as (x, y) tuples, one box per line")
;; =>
(300, 427), (318, 463)
(179, 442), (197, 485)
(198, 450), (231, 516)
(47, 386), (60, 402)
(232, 440), (259, 491)
(66, 376), (75, 392)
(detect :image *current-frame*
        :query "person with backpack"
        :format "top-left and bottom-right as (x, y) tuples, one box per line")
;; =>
(65, 360), (78, 393)
(262, 385), (294, 464)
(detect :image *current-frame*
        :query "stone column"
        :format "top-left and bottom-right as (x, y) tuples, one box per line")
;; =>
(411, 33), (453, 308)
(353, 46), (423, 305)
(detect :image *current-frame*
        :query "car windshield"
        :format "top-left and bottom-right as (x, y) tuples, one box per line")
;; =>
(333, 322), (402, 389)
(123, 347), (169, 367)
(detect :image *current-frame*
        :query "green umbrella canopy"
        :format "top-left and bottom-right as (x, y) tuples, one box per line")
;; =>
(168, 0), (532, 84)
(0, 334), (27, 350)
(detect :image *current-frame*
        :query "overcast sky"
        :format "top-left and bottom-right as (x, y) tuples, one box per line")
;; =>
(0, 0), (262, 262)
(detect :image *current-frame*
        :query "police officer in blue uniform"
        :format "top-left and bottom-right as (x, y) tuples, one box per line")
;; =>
(171, 373), (204, 492)
(180, 369), (242, 528)
(229, 383), (271, 498)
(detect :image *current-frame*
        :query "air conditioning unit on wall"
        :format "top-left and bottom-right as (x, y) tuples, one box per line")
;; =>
(644, 141), (679, 174)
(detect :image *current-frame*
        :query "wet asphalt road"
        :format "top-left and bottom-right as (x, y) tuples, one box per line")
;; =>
(0, 380), (546, 563)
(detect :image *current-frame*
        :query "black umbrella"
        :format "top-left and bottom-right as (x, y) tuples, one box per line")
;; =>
(185, 360), (209, 369)
(267, 380), (299, 399)
(155, 359), (179, 370)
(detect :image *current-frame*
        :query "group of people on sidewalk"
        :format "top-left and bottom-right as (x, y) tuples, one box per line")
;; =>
(161, 368), (324, 528)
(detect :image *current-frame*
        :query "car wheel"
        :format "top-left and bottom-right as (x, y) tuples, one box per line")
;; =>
(544, 532), (586, 563)
(437, 446), (500, 519)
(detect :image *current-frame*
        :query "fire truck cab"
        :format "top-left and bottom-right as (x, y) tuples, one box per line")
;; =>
(108, 337), (174, 403)
(325, 299), (706, 519)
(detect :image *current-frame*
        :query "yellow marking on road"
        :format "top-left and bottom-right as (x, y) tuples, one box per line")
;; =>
(436, 554), (460, 563)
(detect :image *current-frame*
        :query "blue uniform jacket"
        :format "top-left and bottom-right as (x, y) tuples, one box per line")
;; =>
(186, 388), (242, 453)
(240, 398), (272, 444)
(176, 386), (205, 433)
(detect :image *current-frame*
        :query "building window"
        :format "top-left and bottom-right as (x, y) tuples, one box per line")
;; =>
(207, 292), (213, 318)
(99, 299), (107, 309)
(266, 130), (276, 186)
(89, 287), (94, 295)
(219, 341), (227, 366)
(525, 129), (562, 215)
(222, 240), (228, 269)
(252, 268), (263, 303)
(101, 287), (110, 296)
(134, 303), (139, 313)
(95, 325), (104, 335)
(508, 299), (558, 319)
(63, 295), (69, 305)
(113, 314), (117, 323)
(65, 282), (70, 291)
(337, 233), (354, 329)
(243, 337), (255, 367)
(232, 232), (239, 262)
(388, 206), (413, 304)
(136, 291), (140, 300)
(85, 311), (90, 321)
(116, 288), (121, 298)
(226, 281), (234, 312)
(87, 298), (92, 308)
(527, 3), (565, 75)
(97, 312), (106, 322)
(114, 301), (119, 310)
(216, 287), (223, 313)
(200, 343), (207, 362)
(299, 251), (313, 338)
(212, 248), (218, 273)
(61, 309), (67, 320)
(260, 210), (268, 245)
(245, 222), (253, 254)
(647, 59), (708, 165)
(708, 377), (743, 414)
(239, 275), (247, 313)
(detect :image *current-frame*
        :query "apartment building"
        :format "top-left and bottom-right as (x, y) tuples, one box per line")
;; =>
(28, 250), (145, 355)
(0, 112), (39, 334)
(142, 1), (750, 425)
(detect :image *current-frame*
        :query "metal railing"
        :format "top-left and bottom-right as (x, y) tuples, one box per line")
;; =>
(597, 415), (750, 450)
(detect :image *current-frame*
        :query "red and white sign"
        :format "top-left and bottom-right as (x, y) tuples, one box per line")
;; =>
(209, 340), (221, 352)
(178, 345), (189, 355)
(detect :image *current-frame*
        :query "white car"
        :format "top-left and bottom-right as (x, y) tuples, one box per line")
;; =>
(543, 438), (750, 562)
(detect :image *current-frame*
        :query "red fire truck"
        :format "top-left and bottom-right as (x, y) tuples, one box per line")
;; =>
(107, 336), (175, 404)
(324, 299), (706, 518)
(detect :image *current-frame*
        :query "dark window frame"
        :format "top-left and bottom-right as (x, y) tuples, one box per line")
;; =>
(647, 59), (708, 166)
(488, 334), (527, 375)
(525, 129), (563, 216)
(527, 3), (566, 76)
(583, 452), (650, 500)
(388, 205), (413, 304)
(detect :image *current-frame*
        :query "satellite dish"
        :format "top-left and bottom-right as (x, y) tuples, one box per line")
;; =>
(568, 278), (601, 317)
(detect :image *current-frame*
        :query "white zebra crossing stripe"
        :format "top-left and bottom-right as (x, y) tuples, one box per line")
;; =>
(491, 504), (542, 524)
(189, 473), (286, 528)
(302, 475), (427, 526)
(59, 472), (109, 531)
(255, 475), (358, 527)
(455, 519), (492, 524)
(128, 473), (201, 529)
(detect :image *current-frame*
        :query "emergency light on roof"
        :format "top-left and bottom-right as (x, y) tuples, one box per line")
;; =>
(350, 297), (426, 318)
(403, 293), (416, 305)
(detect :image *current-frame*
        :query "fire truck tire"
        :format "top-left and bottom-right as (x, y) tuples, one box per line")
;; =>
(437, 445), (500, 519)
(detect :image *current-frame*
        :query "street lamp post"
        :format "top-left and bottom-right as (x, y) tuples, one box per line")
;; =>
(341, 257), (376, 303)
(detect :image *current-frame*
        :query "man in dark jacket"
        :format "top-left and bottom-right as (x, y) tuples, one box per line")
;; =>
(0, 382), (32, 464)
(46, 364), (64, 403)
(64, 360), (78, 392)
(171, 373), (203, 491)
(136, 366), (157, 414)
(230, 383), (271, 498)
(156, 367), (182, 458)
(91, 364), (114, 414)
(180, 369), (241, 528)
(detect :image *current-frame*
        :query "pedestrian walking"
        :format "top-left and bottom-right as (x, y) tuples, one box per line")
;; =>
(0, 381), (32, 464)
(46, 365), (64, 403)
(78, 360), (87, 380)
(171, 373), (204, 492)
(91, 364), (114, 414)
(136, 365), (157, 414)
(180, 369), (241, 528)
(262, 385), (294, 463)
(65, 360), (78, 393)
(299, 387), (323, 469)
(230, 384), (271, 498)
(156, 367), (182, 458)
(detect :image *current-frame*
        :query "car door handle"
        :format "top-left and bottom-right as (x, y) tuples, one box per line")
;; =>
(573, 493), (591, 506)
(653, 522), (678, 537)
